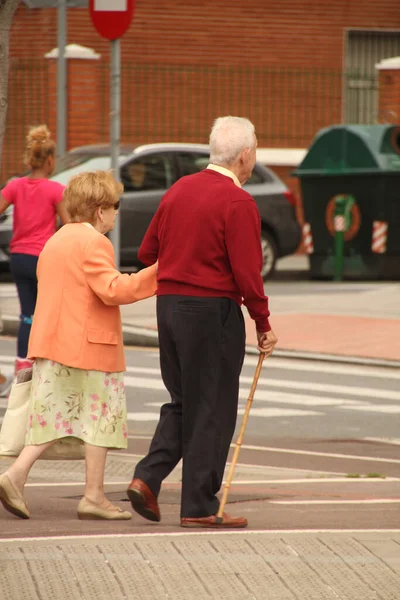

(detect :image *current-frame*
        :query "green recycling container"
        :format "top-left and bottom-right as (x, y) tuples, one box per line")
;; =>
(293, 124), (400, 279)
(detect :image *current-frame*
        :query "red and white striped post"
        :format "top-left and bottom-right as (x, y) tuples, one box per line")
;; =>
(371, 221), (388, 254)
(302, 222), (314, 254)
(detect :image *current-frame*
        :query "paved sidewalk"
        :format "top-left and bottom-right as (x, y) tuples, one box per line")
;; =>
(1, 452), (400, 599)
(2, 530), (400, 599)
(1, 256), (400, 365)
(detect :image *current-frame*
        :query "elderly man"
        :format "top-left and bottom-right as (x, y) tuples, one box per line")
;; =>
(127, 116), (277, 528)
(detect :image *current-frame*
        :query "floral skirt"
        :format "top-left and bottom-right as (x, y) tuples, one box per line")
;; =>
(25, 359), (128, 449)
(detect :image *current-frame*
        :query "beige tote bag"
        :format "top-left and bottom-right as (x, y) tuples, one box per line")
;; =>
(0, 368), (84, 460)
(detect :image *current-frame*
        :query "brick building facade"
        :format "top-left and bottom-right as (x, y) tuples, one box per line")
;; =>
(4, 0), (400, 198)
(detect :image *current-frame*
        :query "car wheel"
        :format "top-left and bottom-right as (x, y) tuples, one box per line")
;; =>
(260, 231), (278, 280)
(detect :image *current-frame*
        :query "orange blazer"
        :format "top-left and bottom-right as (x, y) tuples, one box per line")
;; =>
(28, 223), (157, 372)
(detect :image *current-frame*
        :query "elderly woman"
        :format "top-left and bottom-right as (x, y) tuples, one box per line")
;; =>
(0, 170), (157, 521)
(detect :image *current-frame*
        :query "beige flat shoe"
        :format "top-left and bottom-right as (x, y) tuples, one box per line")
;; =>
(77, 497), (132, 521)
(0, 473), (30, 519)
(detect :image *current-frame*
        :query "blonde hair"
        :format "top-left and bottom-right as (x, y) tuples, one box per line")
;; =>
(64, 170), (123, 224)
(24, 124), (56, 169)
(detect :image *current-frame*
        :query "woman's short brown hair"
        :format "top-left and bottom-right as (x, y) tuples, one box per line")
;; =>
(63, 170), (123, 224)
(24, 124), (56, 169)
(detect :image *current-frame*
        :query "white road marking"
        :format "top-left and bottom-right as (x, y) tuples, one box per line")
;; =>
(0, 356), (16, 364)
(363, 437), (400, 446)
(237, 407), (321, 417)
(243, 355), (400, 380)
(122, 367), (400, 401)
(1, 362), (398, 424)
(127, 412), (160, 421)
(270, 499), (400, 505)
(123, 439), (398, 471)
(107, 452), (344, 476)
(1, 353), (400, 381)
(239, 444), (400, 464)
(240, 378), (400, 401)
(22, 477), (399, 488)
(248, 392), (361, 406)
(342, 404), (400, 413)
(140, 403), (321, 418)
(143, 395), (400, 415)
(124, 376), (165, 390)
(24, 481), (131, 487)
(1, 358), (398, 401)
(1, 530), (400, 543)
(124, 374), (400, 402)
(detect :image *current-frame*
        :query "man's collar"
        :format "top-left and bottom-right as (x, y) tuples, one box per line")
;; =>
(206, 164), (241, 188)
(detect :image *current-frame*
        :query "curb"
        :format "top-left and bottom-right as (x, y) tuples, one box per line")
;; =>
(245, 345), (400, 368)
(1, 314), (399, 368)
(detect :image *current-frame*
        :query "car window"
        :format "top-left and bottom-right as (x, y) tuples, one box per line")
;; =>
(121, 154), (172, 192)
(247, 166), (271, 185)
(175, 152), (209, 177)
(53, 154), (99, 175)
(51, 157), (115, 185)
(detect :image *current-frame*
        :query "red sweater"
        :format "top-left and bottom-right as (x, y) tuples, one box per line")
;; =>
(138, 169), (271, 332)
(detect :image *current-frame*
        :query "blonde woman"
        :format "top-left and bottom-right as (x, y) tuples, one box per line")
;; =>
(0, 171), (157, 521)
(0, 125), (70, 373)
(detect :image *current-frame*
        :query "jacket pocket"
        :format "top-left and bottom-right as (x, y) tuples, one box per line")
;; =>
(87, 329), (118, 345)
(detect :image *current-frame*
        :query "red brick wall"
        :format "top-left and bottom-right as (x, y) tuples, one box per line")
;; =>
(378, 67), (400, 123)
(11, 0), (400, 65)
(4, 0), (400, 184)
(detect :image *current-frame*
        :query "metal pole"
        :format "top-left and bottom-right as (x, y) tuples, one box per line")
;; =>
(109, 38), (121, 268)
(333, 230), (344, 282)
(57, 0), (67, 158)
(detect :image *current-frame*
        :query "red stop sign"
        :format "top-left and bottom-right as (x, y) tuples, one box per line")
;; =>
(89, 0), (135, 40)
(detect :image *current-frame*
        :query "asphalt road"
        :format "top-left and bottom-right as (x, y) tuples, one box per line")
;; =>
(2, 337), (400, 444)
(0, 337), (399, 535)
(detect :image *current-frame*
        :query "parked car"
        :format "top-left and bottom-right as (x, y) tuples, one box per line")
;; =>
(0, 143), (301, 279)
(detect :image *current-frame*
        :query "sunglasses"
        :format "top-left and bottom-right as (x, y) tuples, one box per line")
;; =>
(102, 200), (120, 211)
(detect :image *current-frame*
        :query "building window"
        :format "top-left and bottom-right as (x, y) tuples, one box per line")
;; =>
(344, 30), (400, 124)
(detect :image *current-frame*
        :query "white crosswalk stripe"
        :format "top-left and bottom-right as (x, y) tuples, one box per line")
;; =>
(125, 363), (400, 419)
(1, 357), (399, 423)
(124, 372), (400, 401)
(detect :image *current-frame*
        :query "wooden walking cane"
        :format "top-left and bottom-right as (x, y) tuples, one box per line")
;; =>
(216, 351), (265, 524)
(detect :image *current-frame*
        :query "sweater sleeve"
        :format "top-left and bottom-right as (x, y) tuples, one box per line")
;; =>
(138, 209), (160, 266)
(225, 196), (271, 332)
(83, 233), (157, 305)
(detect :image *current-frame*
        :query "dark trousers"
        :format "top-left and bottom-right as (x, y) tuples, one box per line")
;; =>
(9, 253), (38, 358)
(134, 295), (245, 518)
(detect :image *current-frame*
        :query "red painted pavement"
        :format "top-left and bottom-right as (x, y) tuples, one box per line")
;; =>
(245, 314), (400, 362)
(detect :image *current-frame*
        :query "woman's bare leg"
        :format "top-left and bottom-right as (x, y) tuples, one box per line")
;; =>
(6, 440), (57, 493)
(83, 443), (109, 505)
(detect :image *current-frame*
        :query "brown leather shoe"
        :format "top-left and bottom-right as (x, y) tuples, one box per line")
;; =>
(180, 512), (248, 529)
(127, 478), (160, 522)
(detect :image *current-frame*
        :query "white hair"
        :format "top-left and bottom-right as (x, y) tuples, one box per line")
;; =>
(209, 116), (256, 165)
